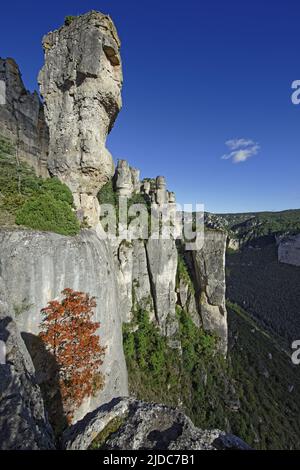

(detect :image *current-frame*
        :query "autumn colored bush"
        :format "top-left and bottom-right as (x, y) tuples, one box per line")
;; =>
(39, 288), (106, 422)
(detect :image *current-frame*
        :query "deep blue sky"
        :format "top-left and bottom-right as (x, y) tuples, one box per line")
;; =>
(1, 0), (300, 213)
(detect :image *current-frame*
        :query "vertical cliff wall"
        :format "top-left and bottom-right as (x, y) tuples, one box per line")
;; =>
(0, 9), (228, 432)
(278, 234), (300, 267)
(0, 229), (128, 422)
(107, 164), (228, 352)
(0, 58), (49, 177)
(191, 231), (228, 355)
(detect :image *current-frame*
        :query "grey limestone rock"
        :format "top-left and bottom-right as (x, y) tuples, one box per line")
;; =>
(0, 280), (55, 449)
(62, 397), (251, 450)
(38, 11), (123, 226)
(0, 228), (128, 423)
(155, 176), (168, 205)
(191, 230), (228, 354)
(115, 160), (134, 197)
(146, 238), (178, 337)
(0, 58), (49, 177)
(278, 233), (300, 267)
(115, 160), (141, 197)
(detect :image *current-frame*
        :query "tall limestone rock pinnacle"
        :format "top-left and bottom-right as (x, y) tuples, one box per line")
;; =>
(38, 11), (123, 226)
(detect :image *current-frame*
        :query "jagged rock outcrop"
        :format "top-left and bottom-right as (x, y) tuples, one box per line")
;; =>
(278, 234), (300, 267)
(113, 239), (155, 323)
(38, 11), (123, 226)
(0, 58), (49, 177)
(131, 167), (141, 193)
(155, 176), (168, 205)
(0, 228), (128, 423)
(0, 280), (55, 449)
(113, 235), (178, 340)
(115, 160), (133, 197)
(191, 230), (228, 354)
(114, 160), (140, 197)
(112, 167), (181, 338)
(62, 397), (251, 450)
(146, 238), (178, 337)
(111, 164), (228, 350)
(0, 9), (232, 447)
(227, 237), (240, 251)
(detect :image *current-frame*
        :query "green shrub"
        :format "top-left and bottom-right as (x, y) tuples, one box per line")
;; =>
(123, 304), (220, 422)
(97, 180), (117, 207)
(64, 15), (77, 26)
(88, 416), (127, 450)
(176, 253), (194, 294)
(98, 180), (151, 235)
(123, 308), (181, 404)
(16, 193), (80, 236)
(40, 177), (73, 205)
(0, 136), (80, 235)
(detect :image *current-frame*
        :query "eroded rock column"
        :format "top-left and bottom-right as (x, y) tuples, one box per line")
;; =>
(38, 11), (123, 226)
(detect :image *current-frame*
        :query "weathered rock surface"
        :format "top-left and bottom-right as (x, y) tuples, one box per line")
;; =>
(115, 160), (133, 197)
(38, 11), (123, 226)
(278, 234), (300, 267)
(62, 397), (251, 450)
(0, 228), (128, 422)
(146, 238), (178, 337)
(0, 280), (55, 449)
(114, 160), (140, 197)
(0, 58), (49, 177)
(191, 230), (228, 354)
(113, 239), (155, 323)
(155, 176), (168, 205)
(110, 163), (227, 348)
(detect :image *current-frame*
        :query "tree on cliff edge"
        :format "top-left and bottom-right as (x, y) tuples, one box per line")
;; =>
(39, 288), (106, 423)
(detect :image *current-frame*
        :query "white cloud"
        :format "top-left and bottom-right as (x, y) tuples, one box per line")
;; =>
(221, 138), (260, 164)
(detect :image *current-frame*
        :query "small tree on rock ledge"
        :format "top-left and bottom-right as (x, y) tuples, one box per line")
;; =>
(39, 288), (106, 423)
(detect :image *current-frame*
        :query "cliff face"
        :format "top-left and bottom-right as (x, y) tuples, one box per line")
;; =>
(110, 169), (228, 352)
(191, 231), (228, 354)
(278, 234), (300, 267)
(0, 229), (128, 422)
(113, 238), (178, 335)
(0, 10), (231, 446)
(0, 58), (49, 177)
(0, 280), (55, 449)
(38, 11), (122, 226)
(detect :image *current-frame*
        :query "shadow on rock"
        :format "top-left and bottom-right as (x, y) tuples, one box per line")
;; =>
(21, 332), (68, 437)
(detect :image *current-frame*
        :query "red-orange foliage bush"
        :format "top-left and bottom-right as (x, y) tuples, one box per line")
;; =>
(39, 288), (106, 422)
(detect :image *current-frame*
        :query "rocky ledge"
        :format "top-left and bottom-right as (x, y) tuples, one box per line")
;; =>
(62, 397), (251, 450)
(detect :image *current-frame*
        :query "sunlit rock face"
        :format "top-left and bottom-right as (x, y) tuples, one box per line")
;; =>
(62, 398), (251, 450)
(0, 229), (128, 423)
(155, 176), (168, 205)
(191, 230), (228, 355)
(115, 160), (134, 197)
(115, 160), (141, 197)
(38, 11), (123, 226)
